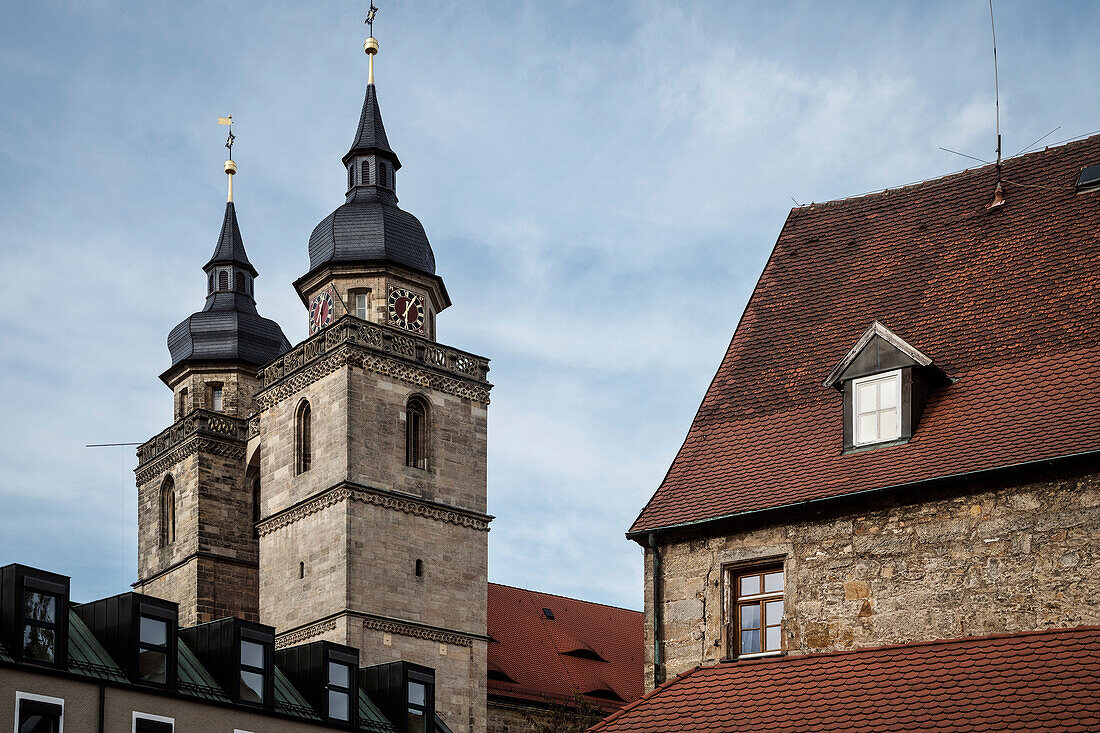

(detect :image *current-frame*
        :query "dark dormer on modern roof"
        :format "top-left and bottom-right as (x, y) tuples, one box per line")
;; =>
(164, 161), (290, 381)
(303, 37), (437, 281)
(823, 321), (947, 452)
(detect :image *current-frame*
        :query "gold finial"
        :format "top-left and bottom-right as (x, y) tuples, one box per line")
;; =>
(365, 37), (379, 84)
(364, 4), (379, 84)
(218, 115), (236, 202)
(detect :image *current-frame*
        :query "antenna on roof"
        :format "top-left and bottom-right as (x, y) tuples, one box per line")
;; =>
(986, 0), (1005, 209)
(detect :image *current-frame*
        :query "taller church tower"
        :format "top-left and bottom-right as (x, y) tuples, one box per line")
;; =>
(252, 34), (492, 733)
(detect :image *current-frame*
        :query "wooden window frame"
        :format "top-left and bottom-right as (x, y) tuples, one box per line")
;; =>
(723, 559), (785, 660)
(852, 369), (902, 446)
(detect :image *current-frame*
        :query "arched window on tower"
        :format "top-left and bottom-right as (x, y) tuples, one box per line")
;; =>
(160, 476), (176, 547)
(405, 396), (428, 470)
(361, 160), (371, 185)
(208, 272), (215, 294)
(219, 270), (229, 291)
(378, 163), (388, 189)
(235, 272), (245, 293)
(348, 165), (354, 190)
(296, 401), (312, 474)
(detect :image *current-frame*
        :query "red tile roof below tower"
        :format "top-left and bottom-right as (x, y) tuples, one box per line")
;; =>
(487, 583), (644, 711)
(589, 627), (1100, 732)
(631, 134), (1100, 535)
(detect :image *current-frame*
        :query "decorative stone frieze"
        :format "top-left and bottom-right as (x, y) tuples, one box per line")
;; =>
(255, 315), (491, 410)
(135, 437), (246, 485)
(275, 618), (338, 648)
(361, 616), (473, 648)
(136, 409), (248, 468)
(256, 482), (492, 537)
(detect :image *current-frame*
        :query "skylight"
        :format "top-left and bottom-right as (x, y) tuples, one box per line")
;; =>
(1077, 164), (1100, 190)
(542, 608), (555, 620)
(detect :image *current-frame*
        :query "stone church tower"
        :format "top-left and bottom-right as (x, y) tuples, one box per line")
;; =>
(138, 35), (492, 733)
(134, 162), (292, 627)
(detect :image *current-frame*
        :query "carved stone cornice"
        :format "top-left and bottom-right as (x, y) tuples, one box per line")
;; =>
(361, 617), (473, 648)
(137, 409), (248, 469)
(256, 482), (492, 537)
(135, 436), (246, 485)
(254, 316), (492, 410)
(274, 612), (481, 649)
(275, 618), (338, 649)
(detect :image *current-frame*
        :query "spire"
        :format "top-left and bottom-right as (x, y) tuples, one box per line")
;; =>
(205, 200), (257, 277)
(342, 32), (400, 168)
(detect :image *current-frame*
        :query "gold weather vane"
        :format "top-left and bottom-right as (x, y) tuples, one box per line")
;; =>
(218, 115), (237, 202)
(364, 4), (379, 84)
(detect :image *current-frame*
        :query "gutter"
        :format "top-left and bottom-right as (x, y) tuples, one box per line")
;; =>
(627, 448), (1100, 543)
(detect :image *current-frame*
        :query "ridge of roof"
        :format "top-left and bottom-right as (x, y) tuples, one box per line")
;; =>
(488, 582), (643, 615)
(790, 130), (1100, 213)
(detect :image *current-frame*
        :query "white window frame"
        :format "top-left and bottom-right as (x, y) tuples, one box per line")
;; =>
(211, 386), (223, 412)
(15, 692), (64, 733)
(852, 369), (902, 446)
(355, 292), (370, 320)
(132, 711), (174, 733)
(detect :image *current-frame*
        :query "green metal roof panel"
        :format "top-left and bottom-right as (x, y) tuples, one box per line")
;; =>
(358, 688), (398, 733)
(274, 665), (322, 720)
(434, 713), (455, 733)
(67, 614), (128, 683)
(177, 637), (231, 702)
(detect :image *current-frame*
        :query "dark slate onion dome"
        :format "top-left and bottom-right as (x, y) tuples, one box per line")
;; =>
(166, 198), (291, 373)
(305, 63), (437, 278)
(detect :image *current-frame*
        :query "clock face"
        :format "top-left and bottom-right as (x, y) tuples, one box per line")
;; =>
(309, 290), (335, 335)
(388, 287), (426, 333)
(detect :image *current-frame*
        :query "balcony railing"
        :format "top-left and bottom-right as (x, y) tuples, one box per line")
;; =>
(137, 409), (249, 467)
(256, 315), (491, 391)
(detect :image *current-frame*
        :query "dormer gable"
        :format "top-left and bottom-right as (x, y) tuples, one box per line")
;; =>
(824, 322), (945, 452)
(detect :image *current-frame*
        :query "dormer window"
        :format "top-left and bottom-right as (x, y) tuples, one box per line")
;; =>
(239, 638), (268, 704)
(1, 565), (70, 669)
(824, 321), (945, 452)
(853, 370), (901, 445)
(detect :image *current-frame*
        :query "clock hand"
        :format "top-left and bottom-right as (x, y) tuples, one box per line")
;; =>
(403, 298), (416, 321)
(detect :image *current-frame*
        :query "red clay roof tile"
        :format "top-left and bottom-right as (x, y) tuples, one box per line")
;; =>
(589, 628), (1100, 732)
(487, 583), (644, 710)
(631, 135), (1100, 534)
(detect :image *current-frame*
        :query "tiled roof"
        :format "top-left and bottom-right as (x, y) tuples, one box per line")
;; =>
(487, 583), (644, 710)
(631, 134), (1100, 534)
(590, 627), (1100, 732)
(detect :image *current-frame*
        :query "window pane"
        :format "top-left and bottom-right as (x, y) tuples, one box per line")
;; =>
(765, 600), (784, 626)
(739, 603), (760, 630)
(880, 409), (899, 440)
(240, 669), (265, 703)
(356, 294), (369, 319)
(408, 680), (427, 707)
(857, 413), (878, 442)
(22, 626), (56, 663)
(18, 703), (62, 733)
(241, 639), (265, 669)
(739, 575), (760, 596)
(763, 571), (783, 593)
(140, 616), (167, 646)
(137, 648), (167, 683)
(857, 381), (878, 411)
(328, 690), (350, 721)
(329, 661), (350, 688)
(407, 709), (426, 733)
(878, 378), (898, 408)
(765, 626), (782, 652)
(23, 591), (56, 623)
(740, 629), (760, 655)
(212, 388), (223, 412)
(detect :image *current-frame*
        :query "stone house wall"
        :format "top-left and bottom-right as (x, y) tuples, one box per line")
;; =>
(643, 463), (1100, 688)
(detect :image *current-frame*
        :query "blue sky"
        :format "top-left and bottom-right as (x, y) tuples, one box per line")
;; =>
(1, 1), (1098, 610)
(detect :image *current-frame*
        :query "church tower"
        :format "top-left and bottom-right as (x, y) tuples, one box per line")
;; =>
(134, 153), (291, 627)
(252, 34), (492, 733)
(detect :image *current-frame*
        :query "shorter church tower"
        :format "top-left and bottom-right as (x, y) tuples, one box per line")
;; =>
(134, 151), (290, 627)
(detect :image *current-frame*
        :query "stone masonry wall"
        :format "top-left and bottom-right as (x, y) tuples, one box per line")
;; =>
(644, 466), (1100, 688)
(346, 363), (488, 513)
